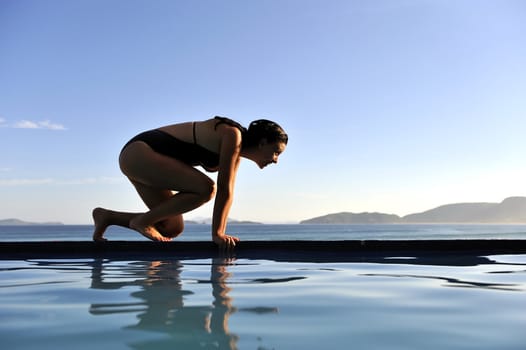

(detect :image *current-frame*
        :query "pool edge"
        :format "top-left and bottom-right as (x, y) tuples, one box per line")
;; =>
(2, 240), (526, 261)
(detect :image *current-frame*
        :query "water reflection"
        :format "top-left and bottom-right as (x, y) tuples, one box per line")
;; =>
(6, 256), (526, 350)
(361, 273), (524, 291)
(88, 258), (264, 350)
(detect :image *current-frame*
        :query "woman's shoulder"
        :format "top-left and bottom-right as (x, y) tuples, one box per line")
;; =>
(213, 116), (246, 132)
(197, 117), (243, 135)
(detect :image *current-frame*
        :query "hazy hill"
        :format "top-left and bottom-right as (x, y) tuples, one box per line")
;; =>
(300, 212), (401, 224)
(186, 218), (263, 225)
(0, 218), (64, 225)
(403, 197), (526, 223)
(301, 197), (526, 224)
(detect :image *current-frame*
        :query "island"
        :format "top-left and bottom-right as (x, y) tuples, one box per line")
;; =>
(300, 197), (526, 224)
(0, 218), (64, 226)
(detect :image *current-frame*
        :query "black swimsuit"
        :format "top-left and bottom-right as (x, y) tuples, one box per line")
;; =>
(122, 122), (220, 169)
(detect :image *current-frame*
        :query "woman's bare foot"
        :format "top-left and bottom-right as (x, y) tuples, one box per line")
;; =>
(92, 207), (110, 242)
(129, 216), (172, 242)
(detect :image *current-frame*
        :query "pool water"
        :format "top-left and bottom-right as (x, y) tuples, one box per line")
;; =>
(1, 254), (525, 349)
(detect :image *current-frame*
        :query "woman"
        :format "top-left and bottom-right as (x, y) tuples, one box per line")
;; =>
(92, 116), (288, 248)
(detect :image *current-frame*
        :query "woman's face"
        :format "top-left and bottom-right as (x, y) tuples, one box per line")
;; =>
(255, 140), (286, 169)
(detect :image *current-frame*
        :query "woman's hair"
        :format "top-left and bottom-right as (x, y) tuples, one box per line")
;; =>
(214, 116), (288, 149)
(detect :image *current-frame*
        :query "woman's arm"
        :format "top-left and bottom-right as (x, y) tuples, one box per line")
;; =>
(211, 126), (242, 246)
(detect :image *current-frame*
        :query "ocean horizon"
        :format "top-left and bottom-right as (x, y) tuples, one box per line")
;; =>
(1, 223), (526, 242)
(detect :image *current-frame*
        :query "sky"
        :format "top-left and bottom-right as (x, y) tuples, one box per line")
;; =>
(1, 0), (525, 224)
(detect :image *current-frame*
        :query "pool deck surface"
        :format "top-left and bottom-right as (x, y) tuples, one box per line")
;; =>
(2, 240), (526, 265)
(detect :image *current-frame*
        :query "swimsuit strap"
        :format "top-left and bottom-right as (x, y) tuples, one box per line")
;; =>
(214, 116), (247, 133)
(193, 122), (197, 144)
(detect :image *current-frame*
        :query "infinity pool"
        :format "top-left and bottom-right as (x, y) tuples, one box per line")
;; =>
(1, 251), (526, 349)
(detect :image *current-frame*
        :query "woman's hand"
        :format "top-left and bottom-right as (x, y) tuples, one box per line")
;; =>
(213, 234), (240, 250)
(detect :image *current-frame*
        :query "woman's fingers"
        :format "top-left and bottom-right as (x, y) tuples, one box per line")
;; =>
(214, 234), (240, 251)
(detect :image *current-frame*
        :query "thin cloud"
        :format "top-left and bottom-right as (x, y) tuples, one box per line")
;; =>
(13, 119), (66, 130)
(58, 177), (124, 185)
(13, 120), (39, 129)
(0, 178), (54, 186)
(0, 177), (123, 187)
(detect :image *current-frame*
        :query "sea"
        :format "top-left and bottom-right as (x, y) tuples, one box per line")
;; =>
(1, 223), (526, 241)
(2, 224), (526, 350)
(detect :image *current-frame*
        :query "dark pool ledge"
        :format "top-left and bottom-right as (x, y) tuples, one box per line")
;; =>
(2, 240), (526, 263)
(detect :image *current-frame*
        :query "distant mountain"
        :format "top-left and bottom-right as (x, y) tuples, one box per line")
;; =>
(0, 218), (64, 226)
(300, 197), (526, 224)
(403, 197), (526, 223)
(229, 220), (263, 225)
(186, 218), (263, 225)
(300, 212), (401, 224)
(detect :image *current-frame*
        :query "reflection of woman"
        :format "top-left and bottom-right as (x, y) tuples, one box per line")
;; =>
(92, 116), (288, 248)
(89, 258), (239, 349)
(210, 258), (238, 346)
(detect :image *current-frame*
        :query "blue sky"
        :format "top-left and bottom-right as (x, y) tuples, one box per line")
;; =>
(1, 0), (525, 224)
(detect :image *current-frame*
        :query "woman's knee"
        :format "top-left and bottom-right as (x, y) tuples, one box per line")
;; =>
(197, 179), (216, 203)
(156, 217), (184, 238)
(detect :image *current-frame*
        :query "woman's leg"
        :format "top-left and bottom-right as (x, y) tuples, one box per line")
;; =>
(92, 207), (144, 241)
(93, 176), (191, 241)
(129, 182), (185, 239)
(92, 208), (184, 242)
(119, 141), (216, 240)
(93, 141), (216, 242)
